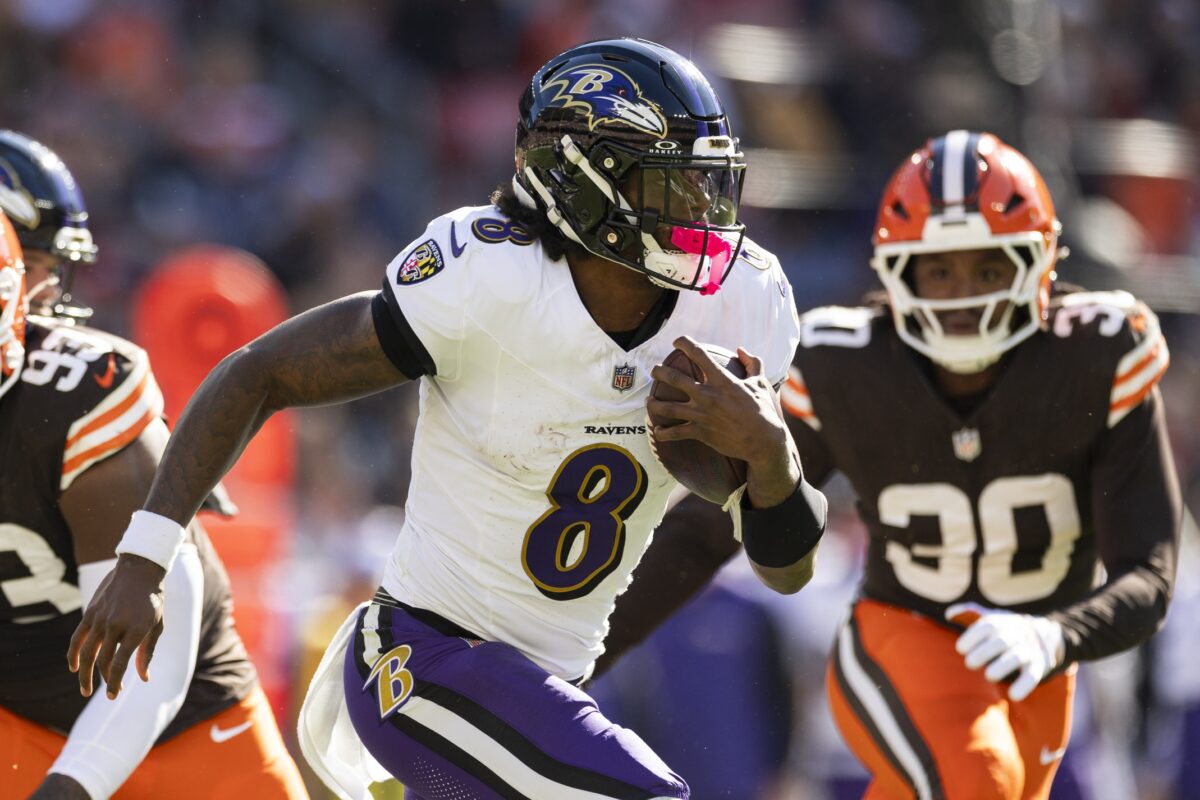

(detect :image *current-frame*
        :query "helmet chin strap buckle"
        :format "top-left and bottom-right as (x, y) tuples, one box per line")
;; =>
(640, 228), (731, 295)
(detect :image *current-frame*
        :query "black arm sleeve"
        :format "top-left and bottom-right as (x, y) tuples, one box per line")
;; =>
(741, 478), (828, 567)
(1048, 387), (1182, 662)
(371, 286), (436, 379)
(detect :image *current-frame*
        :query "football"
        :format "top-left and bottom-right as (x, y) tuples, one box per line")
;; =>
(648, 344), (748, 504)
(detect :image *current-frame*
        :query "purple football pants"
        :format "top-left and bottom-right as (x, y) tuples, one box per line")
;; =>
(343, 601), (689, 800)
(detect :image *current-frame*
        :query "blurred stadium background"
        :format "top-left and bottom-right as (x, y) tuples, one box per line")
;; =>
(3, 0), (1198, 797)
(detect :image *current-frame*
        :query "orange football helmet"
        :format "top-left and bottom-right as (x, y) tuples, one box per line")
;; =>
(0, 211), (26, 400)
(871, 130), (1060, 373)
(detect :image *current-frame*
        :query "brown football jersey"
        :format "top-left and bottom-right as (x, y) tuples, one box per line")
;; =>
(0, 317), (256, 738)
(782, 291), (1180, 662)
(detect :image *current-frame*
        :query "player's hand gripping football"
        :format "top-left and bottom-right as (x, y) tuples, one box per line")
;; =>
(946, 602), (1066, 702)
(648, 336), (800, 508)
(67, 554), (167, 699)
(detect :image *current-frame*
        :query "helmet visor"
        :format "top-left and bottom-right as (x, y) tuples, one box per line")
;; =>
(640, 165), (742, 229)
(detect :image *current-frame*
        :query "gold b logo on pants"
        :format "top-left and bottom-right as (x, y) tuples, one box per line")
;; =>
(364, 644), (415, 719)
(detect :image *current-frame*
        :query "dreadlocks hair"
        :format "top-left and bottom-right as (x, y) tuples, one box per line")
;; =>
(490, 182), (587, 264)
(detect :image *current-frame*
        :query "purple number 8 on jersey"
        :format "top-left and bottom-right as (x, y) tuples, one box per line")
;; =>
(521, 444), (648, 601)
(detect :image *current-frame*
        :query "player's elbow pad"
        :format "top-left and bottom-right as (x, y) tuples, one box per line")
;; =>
(739, 479), (828, 568)
(50, 545), (203, 799)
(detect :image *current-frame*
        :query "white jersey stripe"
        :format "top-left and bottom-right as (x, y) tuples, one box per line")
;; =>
(401, 696), (652, 800)
(1114, 308), (1163, 377)
(1110, 338), (1168, 405)
(62, 380), (163, 465)
(59, 412), (157, 491)
(362, 604), (383, 671)
(1108, 305), (1168, 427)
(780, 366), (821, 431)
(1108, 354), (1169, 428)
(64, 351), (150, 444)
(59, 377), (164, 491)
(837, 624), (933, 800)
(941, 129), (970, 207)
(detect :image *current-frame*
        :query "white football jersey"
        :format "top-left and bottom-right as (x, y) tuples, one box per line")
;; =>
(378, 205), (800, 679)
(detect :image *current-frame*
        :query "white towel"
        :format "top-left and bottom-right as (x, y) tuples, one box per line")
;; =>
(297, 603), (392, 800)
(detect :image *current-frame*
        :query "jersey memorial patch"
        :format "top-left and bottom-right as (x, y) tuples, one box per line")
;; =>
(396, 240), (445, 285)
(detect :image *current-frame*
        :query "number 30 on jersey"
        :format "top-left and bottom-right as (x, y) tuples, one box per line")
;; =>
(881, 473), (1081, 605)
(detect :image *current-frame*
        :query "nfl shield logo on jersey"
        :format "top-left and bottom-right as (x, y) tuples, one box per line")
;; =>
(612, 364), (636, 392)
(952, 427), (982, 462)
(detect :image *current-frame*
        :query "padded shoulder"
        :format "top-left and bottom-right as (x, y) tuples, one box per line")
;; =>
(1046, 291), (1169, 428)
(20, 319), (164, 491)
(797, 305), (883, 351)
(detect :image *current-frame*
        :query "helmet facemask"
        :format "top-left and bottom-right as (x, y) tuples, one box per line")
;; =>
(520, 133), (746, 293)
(22, 238), (95, 320)
(873, 219), (1057, 373)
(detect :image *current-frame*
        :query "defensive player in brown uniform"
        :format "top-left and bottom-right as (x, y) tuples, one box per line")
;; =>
(0, 131), (307, 800)
(600, 131), (1181, 800)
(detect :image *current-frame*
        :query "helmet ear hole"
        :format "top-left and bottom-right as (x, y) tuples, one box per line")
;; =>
(541, 60), (569, 84)
(1003, 192), (1025, 215)
(890, 201), (909, 221)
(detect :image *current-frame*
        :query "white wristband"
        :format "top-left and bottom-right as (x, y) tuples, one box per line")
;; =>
(114, 510), (187, 571)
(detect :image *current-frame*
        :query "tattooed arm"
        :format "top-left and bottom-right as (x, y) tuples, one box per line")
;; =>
(148, 291), (409, 524)
(69, 292), (410, 697)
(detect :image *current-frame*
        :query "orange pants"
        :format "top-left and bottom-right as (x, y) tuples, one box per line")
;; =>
(0, 685), (308, 799)
(827, 599), (1075, 800)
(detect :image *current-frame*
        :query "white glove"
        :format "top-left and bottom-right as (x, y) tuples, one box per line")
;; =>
(945, 602), (1066, 702)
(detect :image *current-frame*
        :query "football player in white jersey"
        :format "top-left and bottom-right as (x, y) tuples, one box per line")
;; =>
(69, 38), (826, 799)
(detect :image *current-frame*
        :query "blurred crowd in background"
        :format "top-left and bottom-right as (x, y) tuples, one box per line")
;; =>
(2, 0), (1199, 797)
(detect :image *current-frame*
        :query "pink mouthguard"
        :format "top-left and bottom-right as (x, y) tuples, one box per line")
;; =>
(670, 228), (731, 296)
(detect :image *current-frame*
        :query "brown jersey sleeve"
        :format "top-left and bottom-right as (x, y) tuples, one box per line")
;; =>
(16, 321), (165, 494)
(1047, 379), (1181, 661)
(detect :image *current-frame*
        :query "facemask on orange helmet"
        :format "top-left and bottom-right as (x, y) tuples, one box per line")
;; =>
(0, 212), (27, 401)
(871, 130), (1060, 373)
